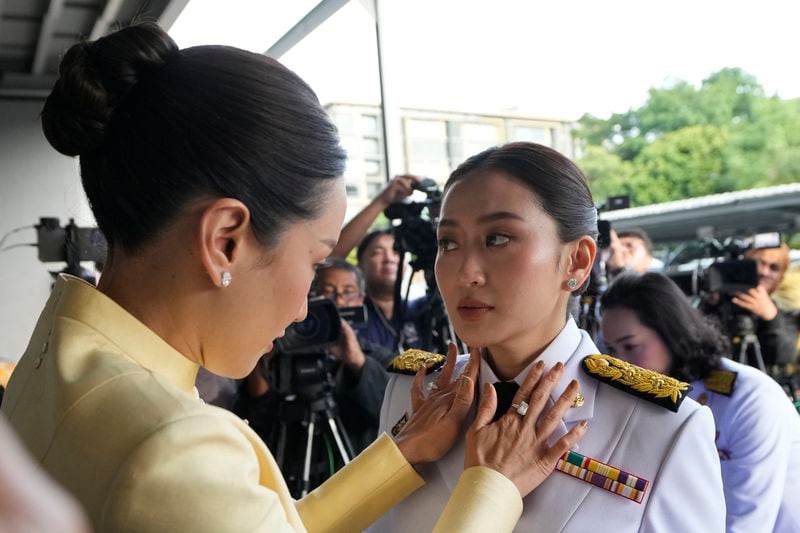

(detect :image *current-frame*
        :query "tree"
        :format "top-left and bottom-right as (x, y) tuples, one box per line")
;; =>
(576, 68), (800, 206)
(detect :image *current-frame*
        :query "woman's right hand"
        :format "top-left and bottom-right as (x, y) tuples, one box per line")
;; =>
(394, 344), (480, 465)
(464, 356), (588, 498)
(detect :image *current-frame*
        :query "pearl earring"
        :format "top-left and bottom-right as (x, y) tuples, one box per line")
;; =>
(221, 271), (232, 288)
(567, 278), (578, 290)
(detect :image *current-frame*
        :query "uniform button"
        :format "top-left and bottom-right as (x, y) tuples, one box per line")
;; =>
(34, 357), (43, 369)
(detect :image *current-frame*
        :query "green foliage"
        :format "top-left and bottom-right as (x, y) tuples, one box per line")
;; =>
(578, 68), (800, 206)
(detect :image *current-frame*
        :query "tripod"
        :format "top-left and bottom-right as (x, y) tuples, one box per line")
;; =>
(267, 354), (355, 499)
(733, 333), (767, 373)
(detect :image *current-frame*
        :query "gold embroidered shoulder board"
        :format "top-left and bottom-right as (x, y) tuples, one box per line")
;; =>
(387, 349), (446, 375)
(704, 369), (737, 396)
(581, 354), (692, 412)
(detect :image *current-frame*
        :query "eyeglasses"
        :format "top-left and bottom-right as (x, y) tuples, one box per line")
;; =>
(318, 287), (362, 303)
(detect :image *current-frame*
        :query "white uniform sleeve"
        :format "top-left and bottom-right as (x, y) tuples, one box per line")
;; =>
(719, 385), (791, 532)
(640, 406), (726, 533)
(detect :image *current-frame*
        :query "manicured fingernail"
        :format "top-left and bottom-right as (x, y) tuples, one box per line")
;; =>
(570, 379), (578, 387)
(536, 360), (545, 369)
(555, 362), (564, 371)
(580, 420), (588, 428)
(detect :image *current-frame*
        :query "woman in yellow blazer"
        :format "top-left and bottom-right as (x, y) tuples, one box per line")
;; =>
(1, 23), (586, 533)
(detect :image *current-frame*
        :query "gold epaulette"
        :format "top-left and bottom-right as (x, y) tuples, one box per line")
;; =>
(704, 369), (737, 396)
(387, 349), (446, 376)
(581, 354), (692, 412)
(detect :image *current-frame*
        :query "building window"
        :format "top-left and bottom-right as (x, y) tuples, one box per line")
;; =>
(458, 122), (501, 159)
(363, 136), (381, 156)
(345, 184), (359, 197)
(361, 114), (380, 135)
(365, 158), (382, 177)
(512, 126), (547, 144)
(405, 118), (450, 180)
(366, 181), (384, 199)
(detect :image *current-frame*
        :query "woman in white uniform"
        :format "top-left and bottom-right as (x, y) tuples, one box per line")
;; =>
(377, 142), (726, 532)
(601, 272), (800, 532)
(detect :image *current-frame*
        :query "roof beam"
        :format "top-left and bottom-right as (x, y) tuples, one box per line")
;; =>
(32, 0), (66, 75)
(158, 0), (192, 31)
(88, 0), (124, 40)
(265, 0), (350, 59)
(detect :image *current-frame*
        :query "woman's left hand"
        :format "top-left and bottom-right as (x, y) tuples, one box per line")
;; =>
(394, 343), (480, 465)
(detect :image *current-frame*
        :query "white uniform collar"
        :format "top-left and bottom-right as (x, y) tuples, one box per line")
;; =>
(479, 316), (598, 424)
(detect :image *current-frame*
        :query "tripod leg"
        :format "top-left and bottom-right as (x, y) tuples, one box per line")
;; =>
(301, 413), (316, 497)
(326, 412), (351, 464)
(750, 335), (767, 373)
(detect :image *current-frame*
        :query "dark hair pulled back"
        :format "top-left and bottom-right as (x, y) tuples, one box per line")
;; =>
(444, 142), (598, 293)
(601, 272), (729, 382)
(41, 22), (346, 252)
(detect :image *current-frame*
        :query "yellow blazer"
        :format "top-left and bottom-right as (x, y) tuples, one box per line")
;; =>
(2, 276), (521, 533)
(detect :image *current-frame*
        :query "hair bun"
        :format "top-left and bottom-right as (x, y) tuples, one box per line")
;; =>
(41, 22), (179, 156)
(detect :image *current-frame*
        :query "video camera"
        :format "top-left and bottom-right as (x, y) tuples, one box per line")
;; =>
(269, 297), (366, 398)
(384, 177), (442, 273)
(668, 232), (781, 369)
(35, 217), (106, 283)
(667, 232), (781, 299)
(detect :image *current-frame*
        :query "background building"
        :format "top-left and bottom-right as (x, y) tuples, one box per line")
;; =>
(325, 103), (576, 210)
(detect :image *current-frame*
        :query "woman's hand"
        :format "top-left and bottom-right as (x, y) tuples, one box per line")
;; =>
(394, 344), (480, 465)
(465, 357), (588, 498)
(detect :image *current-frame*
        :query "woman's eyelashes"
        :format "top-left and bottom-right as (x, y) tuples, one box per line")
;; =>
(437, 233), (513, 252)
(437, 237), (458, 252)
(486, 234), (511, 247)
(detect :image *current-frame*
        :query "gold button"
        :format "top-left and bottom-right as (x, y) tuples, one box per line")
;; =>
(571, 393), (585, 408)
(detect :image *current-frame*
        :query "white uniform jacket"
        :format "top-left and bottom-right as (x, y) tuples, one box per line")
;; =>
(689, 358), (800, 533)
(374, 318), (726, 532)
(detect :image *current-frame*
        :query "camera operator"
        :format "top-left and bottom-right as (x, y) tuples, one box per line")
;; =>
(731, 245), (798, 366)
(330, 175), (420, 260)
(313, 259), (395, 452)
(331, 175), (431, 353)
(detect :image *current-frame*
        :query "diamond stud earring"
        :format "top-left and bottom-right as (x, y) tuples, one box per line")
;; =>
(221, 271), (232, 288)
(567, 278), (578, 289)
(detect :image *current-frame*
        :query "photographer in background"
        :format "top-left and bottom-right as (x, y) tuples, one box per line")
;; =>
(733, 245), (799, 366)
(313, 258), (395, 452)
(331, 174), (432, 353)
(239, 260), (395, 455)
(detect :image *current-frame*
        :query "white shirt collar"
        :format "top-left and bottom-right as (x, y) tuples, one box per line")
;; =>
(479, 316), (597, 423)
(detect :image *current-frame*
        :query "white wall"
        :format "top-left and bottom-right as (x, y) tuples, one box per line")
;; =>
(0, 99), (93, 363)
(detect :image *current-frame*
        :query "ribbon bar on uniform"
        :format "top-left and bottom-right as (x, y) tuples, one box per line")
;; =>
(556, 450), (650, 504)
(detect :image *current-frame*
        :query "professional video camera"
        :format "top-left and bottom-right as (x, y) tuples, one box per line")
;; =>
(383, 178), (458, 355)
(667, 232), (781, 371)
(35, 217), (106, 283)
(262, 297), (366, 498)
(384, 177), (442, 273)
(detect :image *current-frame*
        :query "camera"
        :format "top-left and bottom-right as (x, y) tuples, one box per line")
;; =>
(384, 177), (442, 273)
(667, 232), (781, 371)
(35, 217), (106, 283)
(667, 233), (780, 299)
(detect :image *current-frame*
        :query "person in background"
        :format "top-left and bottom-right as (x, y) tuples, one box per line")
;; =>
(330, 174), (433, 353)
(314, 258), (395, 451)
(2, 22), (587, 532)
(601, 272), (800, 532)
(605, 228), (662, 278)
(733, 244), (799, 366)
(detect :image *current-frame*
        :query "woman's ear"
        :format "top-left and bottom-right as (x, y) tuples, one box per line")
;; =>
(197, 198), (252, 288)
(564, 235), (598, 290)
